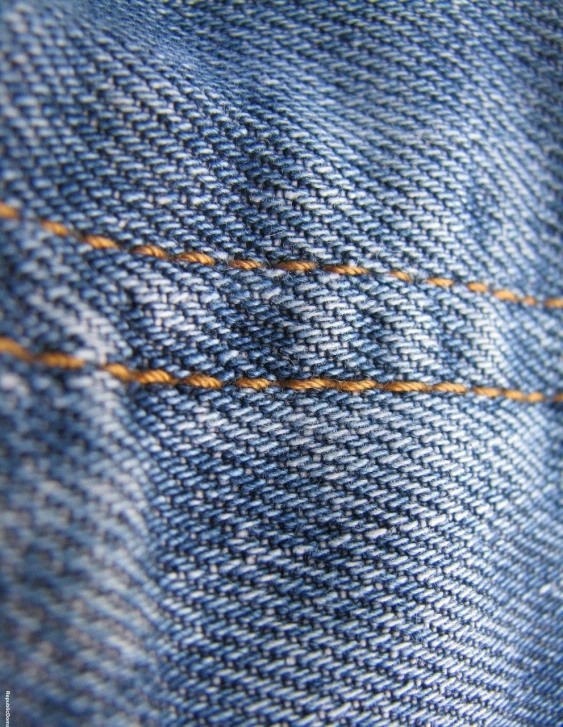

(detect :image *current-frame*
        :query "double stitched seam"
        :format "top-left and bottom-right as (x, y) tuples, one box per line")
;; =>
(1, 202), (562, 309)
(0, 337), (561, 403)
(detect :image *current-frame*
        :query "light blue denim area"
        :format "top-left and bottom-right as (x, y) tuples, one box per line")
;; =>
(0, 1), (562, 725)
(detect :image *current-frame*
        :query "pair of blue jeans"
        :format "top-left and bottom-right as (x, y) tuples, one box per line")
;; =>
(0, 1), (562, 724)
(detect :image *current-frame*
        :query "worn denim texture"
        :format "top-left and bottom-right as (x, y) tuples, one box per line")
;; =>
(0, 1), (562, 725)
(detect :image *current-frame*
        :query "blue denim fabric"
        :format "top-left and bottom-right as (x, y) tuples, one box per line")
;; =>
(0, 1), (562, 725)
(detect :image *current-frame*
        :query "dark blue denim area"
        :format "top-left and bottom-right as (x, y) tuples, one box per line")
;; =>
(0, 1), (562, 725)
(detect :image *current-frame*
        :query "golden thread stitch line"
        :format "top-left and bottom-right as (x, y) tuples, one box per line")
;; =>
(1, 201), (562, 309)
(0, 337), (560, 403)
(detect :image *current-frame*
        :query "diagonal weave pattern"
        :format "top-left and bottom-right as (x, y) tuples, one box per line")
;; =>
(0, 1), (562, 726)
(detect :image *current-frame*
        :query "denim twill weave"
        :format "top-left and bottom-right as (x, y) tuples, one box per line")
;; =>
(0, 1), (562, 725)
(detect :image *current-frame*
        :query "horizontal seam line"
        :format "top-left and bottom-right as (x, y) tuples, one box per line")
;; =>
(0, 337), (560, 403)
(1, 202), (561, 309)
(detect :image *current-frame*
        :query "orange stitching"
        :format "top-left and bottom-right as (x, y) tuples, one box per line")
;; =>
(389, 270), (414, 283)
(130, 244), (169, 259)
(35, 351), (84, 368)
(227, 259), (266, 271)
(1, 201), (562, 309)
(425, 277), (454, 289)
(275, 261), (318, 272)
(321, 264), (370, 275)
(0, 202), (20, 221)
(82, 234), (120, 250)
(0, 336), (560, 403)
(40, 220), (72, 236)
